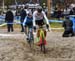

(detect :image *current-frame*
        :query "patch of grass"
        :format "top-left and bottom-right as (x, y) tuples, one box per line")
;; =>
(50, 22), (63, 28)
(0, 24), (21, 29)
(0, 22), (63, 29)
(13, 24), (21, 28)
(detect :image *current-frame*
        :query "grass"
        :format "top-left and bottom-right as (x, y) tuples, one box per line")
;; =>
(0, 22), (63, 29)
(0, 24), (21, 29)
(50, 22), (64, 32)
(50, 22), (63, 28)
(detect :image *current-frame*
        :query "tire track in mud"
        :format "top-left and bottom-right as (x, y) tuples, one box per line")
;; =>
(0, 32), (75, 61)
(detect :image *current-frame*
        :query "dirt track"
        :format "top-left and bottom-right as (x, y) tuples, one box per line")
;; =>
(0, 29), (75, 61)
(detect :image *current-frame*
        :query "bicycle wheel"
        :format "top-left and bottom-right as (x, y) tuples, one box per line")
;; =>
(28, 28), (34, 48)
(41, 35), (46, 53)
(40, 29), (46, 53)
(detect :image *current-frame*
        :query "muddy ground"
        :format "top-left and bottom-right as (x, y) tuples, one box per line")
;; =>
(0, 29), (75, 61)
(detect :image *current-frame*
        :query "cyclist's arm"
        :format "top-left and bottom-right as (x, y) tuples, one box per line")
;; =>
(42, 11), (49, 25)
(42, 11), (51, 31)
(33, 11), (36, 26)
(23, 16), (27, 26)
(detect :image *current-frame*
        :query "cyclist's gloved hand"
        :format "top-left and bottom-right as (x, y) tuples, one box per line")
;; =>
(33, 26), (36, 32)
(46, 24), (49, 31)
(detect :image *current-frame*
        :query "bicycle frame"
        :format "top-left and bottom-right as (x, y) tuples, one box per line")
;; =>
(28, 27), (34, 47)
(37, 26), (47, 53)
(40, 28), (46, 53)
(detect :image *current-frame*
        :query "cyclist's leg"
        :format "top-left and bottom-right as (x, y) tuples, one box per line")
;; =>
(37, 29), (40, 37)
(36, 20), (43, 37)
(35, 19), (44, 43)
(40, 26), (47, 53)
(42, 31), (46, 53)
(37, 27), (46, 38)
(28, 26), (34, 48)
(28, 27), (32, 39)
(28, 25), (33, 40)
(43, 28), (46, 37)
(27, 21), (33, 41)
(24, 26), (29, 40)
(40, 30), (46, 53)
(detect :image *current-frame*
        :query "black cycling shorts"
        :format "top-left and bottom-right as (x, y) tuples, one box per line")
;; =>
(35, 19), (44, 26)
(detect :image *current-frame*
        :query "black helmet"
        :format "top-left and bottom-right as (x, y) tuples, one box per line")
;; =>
(37, 6), (42, 13)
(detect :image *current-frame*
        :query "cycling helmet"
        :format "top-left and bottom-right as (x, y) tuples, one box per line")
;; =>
(37, 6), (42, 13)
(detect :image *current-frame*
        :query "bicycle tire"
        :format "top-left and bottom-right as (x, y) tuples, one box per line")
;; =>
(28, 30), (34, 48)
(40, 29), (46, 53)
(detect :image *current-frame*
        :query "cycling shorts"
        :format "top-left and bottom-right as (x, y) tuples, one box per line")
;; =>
(35, 19), (44, 26)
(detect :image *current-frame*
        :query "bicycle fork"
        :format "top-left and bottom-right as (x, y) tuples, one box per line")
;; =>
(28, 28), (34, 47)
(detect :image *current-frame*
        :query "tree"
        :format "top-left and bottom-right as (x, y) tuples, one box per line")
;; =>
(5, 0), (15, 9)
(40, 0), (47, 7)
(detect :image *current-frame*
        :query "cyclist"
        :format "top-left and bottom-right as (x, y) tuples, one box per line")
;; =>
(33, 6), (50, 30)
(33, 6), (50, 45)
(23, 12), (33, 40)
(33, 7), (50, 31)
(24, 5), (32, 15)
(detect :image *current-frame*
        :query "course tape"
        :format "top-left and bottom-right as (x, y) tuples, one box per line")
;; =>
(0, 20), (63, 24)
(0, 23), (7, 27)
(49, 20), (63, 23)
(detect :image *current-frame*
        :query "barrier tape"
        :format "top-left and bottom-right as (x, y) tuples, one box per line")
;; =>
(0, 15), (75, 31)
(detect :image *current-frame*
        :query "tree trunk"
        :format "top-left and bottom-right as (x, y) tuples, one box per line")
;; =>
(47, 0), (51, 18)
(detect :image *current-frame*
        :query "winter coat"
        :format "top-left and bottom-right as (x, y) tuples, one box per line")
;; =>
(5, 11), (14, 23)
(63, 19), (73, 31)
(20, 9), (26, 21)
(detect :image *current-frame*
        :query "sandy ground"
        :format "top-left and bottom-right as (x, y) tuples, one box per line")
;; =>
(0, 29), (75, 61)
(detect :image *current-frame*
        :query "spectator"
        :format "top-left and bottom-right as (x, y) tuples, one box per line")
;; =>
(69, 7), (75, 15)
(57, 9), (63, 20)
(5, 9), (14, 32)
(53, 7), (58, 18)
(24, 5), (32, 15)
(62, 16), (74, 37)
(15, 7), (20, 21)
(20, 6), (26, 32)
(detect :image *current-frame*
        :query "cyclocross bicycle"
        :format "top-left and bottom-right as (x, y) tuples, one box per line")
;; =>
(36, 25), (49, 53)
(28, 27), (34, 48)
